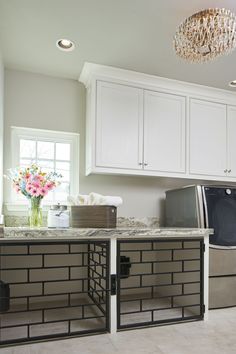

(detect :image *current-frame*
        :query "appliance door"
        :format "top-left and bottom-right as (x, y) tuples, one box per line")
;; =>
(203, 186), (236, 246)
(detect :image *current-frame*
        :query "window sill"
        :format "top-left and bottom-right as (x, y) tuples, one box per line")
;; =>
(4, 203), (67, 214)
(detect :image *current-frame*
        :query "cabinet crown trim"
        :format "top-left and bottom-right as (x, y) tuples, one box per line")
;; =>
(79, 62), (236, 105)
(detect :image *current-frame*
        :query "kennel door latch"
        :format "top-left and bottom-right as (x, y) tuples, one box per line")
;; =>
(202, 304), (205, 314)
(110, 274), (117, 295)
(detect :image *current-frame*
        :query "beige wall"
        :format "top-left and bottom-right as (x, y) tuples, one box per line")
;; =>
(0, 53), (4, 215)
(4, 69), (200, 223)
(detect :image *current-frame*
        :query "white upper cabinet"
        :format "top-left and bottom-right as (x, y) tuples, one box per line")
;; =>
(189, 99), (227, 177)
(227, 105), (236, 178)
(143, 90), (186, 173)
(95, 81), (186, 174)
(96, 81), (143, 169)
(80, 63), (236, 181)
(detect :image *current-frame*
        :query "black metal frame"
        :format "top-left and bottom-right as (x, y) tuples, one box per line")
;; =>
(0, 240), (110, 346)
(117, 238), (204, 330)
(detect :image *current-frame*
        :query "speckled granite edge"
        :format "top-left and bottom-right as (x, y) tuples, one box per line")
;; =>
(4, 216), (160, 228)
(2, 227), (213, 240)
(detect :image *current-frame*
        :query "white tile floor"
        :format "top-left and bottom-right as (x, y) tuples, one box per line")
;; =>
(1, 308), (236, 354)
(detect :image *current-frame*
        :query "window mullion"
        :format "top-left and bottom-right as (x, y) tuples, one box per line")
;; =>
(36, 140), (38, 164)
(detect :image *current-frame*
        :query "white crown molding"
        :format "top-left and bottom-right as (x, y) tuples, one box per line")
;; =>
(79, 62), (236, 106)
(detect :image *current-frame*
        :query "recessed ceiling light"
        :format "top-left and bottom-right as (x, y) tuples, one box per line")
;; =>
(56, 39), (75, 51)
(229, 80), (236, 87)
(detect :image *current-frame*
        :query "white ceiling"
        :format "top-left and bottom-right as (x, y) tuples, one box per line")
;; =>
(1, 0), (236, 90)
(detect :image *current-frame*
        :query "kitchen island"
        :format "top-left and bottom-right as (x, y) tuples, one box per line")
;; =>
(0, 227), (212, 346)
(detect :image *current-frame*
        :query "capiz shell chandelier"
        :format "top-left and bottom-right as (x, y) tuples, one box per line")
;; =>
(174, 8), (236, 63)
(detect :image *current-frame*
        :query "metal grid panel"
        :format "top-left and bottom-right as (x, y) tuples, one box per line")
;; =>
(0, 240), (110, 346)
(117, 239), (204, 329)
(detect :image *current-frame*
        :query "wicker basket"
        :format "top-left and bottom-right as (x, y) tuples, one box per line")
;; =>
(70, 205), (117, 228)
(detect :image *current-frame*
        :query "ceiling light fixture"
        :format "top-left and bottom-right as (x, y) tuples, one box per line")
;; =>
(229, 80), (236, 87)
(56, 38), (75, 51)
(174, 8), (236, 63)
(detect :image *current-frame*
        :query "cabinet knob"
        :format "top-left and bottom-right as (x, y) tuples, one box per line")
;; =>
(138, 162), (143, 166)
(228, 169), (232, 173)
(144, 163), (148, 166)
(224, 169), (227, 173)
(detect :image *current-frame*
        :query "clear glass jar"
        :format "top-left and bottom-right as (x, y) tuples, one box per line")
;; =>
(47, 204), (70, 228)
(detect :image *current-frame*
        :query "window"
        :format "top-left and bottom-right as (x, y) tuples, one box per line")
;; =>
(11, 127), (79, 204)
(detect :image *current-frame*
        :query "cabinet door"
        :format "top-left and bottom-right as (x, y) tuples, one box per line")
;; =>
(96, 81), (143, 169)
(189, 99), (227, 177)
(143, 90), (186, 173)
(227, 105), (236, 177)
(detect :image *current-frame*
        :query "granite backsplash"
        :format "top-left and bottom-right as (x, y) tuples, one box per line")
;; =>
(4, 215), (160, 228)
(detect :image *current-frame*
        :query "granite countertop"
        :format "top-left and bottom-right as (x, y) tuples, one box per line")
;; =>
(0, 226), (213, 241)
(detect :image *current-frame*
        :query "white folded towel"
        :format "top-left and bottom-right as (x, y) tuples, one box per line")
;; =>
(67, 192), (123, 207)
(77, 194), (90, 205)
(89, 192), (123, 206)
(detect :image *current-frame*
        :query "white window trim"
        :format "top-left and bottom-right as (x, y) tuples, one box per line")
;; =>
(7, 126), (79, 211)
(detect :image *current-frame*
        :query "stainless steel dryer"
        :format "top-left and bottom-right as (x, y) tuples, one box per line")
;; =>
(165, 185), (236, 309)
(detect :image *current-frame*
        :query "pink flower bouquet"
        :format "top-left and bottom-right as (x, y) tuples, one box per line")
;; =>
(7, 164), (62, 227)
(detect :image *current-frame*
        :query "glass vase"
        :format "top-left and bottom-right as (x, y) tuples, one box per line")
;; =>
(28, 198), (43, 227)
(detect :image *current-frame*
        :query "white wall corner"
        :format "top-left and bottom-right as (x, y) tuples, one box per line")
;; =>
(0, 52), (4, 216)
